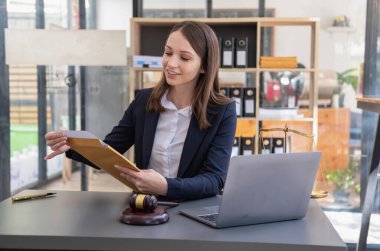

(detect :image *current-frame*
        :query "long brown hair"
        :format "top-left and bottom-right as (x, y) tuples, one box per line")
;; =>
(146, 21), (232, 129)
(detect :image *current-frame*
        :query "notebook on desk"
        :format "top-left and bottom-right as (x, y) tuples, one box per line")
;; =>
(180, 152), (322, 228)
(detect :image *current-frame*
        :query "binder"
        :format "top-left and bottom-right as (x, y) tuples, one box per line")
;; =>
(230, 87), (243, 117)
(218, 37), (223, 67)
(241, 137), (254, 155)
(231, 137), (240, 157)
(220, 87), (230, 97)
(222, 37), (235, 68)
(243, 87), (256, 117)
(64, 130), (140, 191)
(272, 137), (285, 154)
(235, 37), (248, 68)
(260, 137), (272, 154)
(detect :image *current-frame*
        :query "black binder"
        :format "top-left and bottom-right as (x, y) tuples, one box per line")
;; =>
(218, 37), (223, 67)
(241, 137), (254, 155)
(222, 37), (235, 68)
(272, 137), (285, 154)
(260, 137), (272, 154)
(231, 137), (240, 157)
(235, 37), (248, 68)
(220, 87), (230, 97)
(243, 87), (256, 117)
(230, 87), (243, 117)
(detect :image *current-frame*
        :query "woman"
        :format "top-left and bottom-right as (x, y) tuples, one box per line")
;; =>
(45, 21), (237, 201)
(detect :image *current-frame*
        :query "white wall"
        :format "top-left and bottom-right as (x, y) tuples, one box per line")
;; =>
(266, 0), (366, 72)
(96, 0), (132, 47)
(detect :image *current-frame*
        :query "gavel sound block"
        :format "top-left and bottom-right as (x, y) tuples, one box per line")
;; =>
(120, 193), (170, 225)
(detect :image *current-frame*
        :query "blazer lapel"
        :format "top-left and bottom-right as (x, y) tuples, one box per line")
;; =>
(142, 110), (159, 168)
(177, 114), (207, 177)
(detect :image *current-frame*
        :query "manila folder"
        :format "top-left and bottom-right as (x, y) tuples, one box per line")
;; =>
(64, 130), (139, 191)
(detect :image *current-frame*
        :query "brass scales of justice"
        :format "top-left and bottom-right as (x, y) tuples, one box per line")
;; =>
(259, 123), (328, 199)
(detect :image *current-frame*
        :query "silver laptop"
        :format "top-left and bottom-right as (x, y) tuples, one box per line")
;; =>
(180, 152), (322, 228)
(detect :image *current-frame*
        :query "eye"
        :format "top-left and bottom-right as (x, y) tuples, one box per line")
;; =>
(181, 57), (190, 61)
(164, 51), (173, 56)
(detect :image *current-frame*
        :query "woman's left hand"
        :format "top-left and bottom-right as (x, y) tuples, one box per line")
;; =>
(114, 165), (168, 196)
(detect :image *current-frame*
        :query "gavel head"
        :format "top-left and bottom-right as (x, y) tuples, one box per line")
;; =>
(129, 193), (158, 212)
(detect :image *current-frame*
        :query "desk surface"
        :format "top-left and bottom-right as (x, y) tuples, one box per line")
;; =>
(0, 190), (347, 251)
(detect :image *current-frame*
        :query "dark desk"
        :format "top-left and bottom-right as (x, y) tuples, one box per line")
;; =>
(0, 190), (347, 251)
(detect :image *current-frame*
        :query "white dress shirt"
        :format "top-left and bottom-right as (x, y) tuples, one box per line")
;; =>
(148, 91), (192, 178)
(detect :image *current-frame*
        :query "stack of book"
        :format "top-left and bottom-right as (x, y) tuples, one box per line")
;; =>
(260, 56), (297, 68)
(133, 55), (162, 68)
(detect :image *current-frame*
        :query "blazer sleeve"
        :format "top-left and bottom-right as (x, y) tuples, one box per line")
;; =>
(165, 102), (237, 200)
(65, 95), (137, 168)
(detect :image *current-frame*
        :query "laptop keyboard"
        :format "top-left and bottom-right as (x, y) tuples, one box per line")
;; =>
(199, 213), (219, 223)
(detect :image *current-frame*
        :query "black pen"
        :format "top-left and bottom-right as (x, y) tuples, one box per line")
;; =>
(12, 192), (57, 202)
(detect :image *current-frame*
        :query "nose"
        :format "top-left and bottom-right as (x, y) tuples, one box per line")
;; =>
(166, 55), (179, 68)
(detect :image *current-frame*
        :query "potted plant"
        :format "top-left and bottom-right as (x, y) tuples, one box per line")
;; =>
(326, 160), (359, 203)
(334, 68), (359, 107)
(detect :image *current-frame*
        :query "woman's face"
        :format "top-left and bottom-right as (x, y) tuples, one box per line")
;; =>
(163, 30), (203, 89)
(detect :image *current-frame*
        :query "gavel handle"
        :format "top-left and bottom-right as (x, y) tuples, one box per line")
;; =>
(157, 201), (179, 207)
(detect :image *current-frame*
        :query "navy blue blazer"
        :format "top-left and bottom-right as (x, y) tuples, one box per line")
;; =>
(66, 88), (237, 200)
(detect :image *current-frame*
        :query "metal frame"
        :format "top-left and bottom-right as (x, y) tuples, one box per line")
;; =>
(360, 101), (380, 175)
(36, 0), (47, 183)
(0, 0), (10, 201)
(67, 0), (77, 181)
(357, 1), (380, 249)
(133, 0), (143, 17)
(357, 164), (379, 251)
(356, 99), (380, 250)
(79, 0), (88, 191)
(206, 0), (212, 18)
(67, 66), (76, 132)
(258, 0), (265, 17)
(361, 0), (380, 207)
(88, 0), (96, 29)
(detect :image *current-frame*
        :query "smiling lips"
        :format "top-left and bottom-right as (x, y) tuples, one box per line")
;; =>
(166, 69), (181, 78)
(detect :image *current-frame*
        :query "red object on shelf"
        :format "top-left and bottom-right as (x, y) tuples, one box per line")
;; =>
(266, 81), (281, 101)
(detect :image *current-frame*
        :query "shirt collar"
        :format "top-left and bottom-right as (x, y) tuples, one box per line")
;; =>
(161, 90), (192, 118)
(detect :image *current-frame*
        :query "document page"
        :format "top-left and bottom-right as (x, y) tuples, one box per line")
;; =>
(64, 130), (139, 190)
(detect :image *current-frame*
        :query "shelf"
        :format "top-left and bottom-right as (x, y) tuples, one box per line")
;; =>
(220, 68), (257, 73)
(134, 67), (314, 73)
(258, 68), (315, 73)
(134, 67), (162, 72)
(326, 26), (356, 33)
(131, 17), (319, 26)
(237, 117), (257, 120)
(237, 116), (314, 122)
(130, 17), (319, 153)
(258, 117), (314, 122)
(134, 67), (258, 73)
(260, 17), (320, 27)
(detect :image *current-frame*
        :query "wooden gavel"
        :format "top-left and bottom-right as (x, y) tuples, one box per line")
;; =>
(129, 193), (179, 212)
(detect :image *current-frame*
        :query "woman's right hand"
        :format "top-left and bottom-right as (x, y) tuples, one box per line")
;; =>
(44, 131), (70, 160)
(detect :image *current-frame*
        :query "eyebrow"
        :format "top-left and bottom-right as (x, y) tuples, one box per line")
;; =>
(165, 45), (194, 56)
